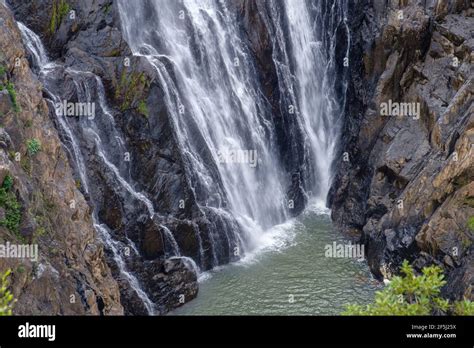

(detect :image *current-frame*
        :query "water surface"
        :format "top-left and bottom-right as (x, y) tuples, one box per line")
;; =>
(173, 204), (382, 315)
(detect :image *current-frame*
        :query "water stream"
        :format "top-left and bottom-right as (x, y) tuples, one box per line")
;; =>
(18, 22), (159, 314)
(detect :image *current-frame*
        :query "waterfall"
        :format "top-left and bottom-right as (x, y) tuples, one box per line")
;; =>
(117, 0), (349, 249)
(266, 0), (350, 200)
(18, 22), (161, 315)
(118, 0), (289, 252)
(16, 0), (350, 313)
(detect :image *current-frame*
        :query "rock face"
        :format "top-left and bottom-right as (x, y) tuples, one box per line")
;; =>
(0, 4), (123, 315)
(329, 1), (473, 300)
(2, 0), (471, 316)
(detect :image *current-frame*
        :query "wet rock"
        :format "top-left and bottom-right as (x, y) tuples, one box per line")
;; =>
(143, 258), (198, 313)
(287, 172), (309, 217)
(0, 127), (12, 149)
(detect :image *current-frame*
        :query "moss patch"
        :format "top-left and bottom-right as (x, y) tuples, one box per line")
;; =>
(467, 216), (474, 232)
(114, 70), (150, 117)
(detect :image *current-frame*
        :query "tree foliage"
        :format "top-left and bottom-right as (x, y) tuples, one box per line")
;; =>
(0, 269), (15, 316)
(343, 260), (474, 316)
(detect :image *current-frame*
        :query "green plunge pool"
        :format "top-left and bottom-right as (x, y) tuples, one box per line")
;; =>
(172, 203), (382, 315)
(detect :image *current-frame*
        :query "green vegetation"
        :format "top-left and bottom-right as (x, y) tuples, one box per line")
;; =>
(2, 82), (20, 113)
(7, 151), (16, 161)
(114, 70), (150, 116)
(0, 175), (22, 236)
(0, 269), (15, 316)
(0, 64), (20, 113)
(29, 190), (58, 242)
(20, 156), (32, 175)
(467, 216), (474, 232)
(454, 299), (474, 315)
(6, 83), (19, 113)
(26, 139), (41, 156)
(107, 48), (122, 57)
(2, 175), (13, 191)
(103, 2), (112, 14)
(343, 260), (474, 316)
(137, 100), (149, 117)
(49, 0), (70, 34)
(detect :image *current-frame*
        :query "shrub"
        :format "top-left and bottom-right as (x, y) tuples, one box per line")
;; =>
(26, 139), (41, 156)
(6, 82), (19, 113)
(0, 269), (15, 316)
(0, 187), (22, 234)
(453, 299), (474, 315)
(343, 260), (473, 315)
(103, 3), (111, 14)
(2, 175), (13, 191)
(0, 173), (21, 235)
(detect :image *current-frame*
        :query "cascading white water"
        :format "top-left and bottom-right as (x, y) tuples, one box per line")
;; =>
(17, 0), (350, 313)
(18, 22), (160, 314)
(267, 0), (350, 200)
(118, 0), (289, 253)
(117, 0), (348, 250)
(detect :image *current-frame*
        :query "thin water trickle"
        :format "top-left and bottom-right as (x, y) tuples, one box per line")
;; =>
(18, 22), (164, 314)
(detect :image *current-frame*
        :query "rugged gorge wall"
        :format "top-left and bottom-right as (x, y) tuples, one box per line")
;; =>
(4, 0), (348, 315)
(0, 4), (123, 314)
(329, 0), (473, 300)
(1, 0), (471, 316)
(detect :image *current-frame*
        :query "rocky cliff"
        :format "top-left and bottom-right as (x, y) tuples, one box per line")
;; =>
(329, 0), (473, 300)
(1, 0), (471, 316)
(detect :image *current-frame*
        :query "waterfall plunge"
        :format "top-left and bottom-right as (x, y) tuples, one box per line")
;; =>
(117, 0), (348, 250)
(16, 0), (350, 314)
